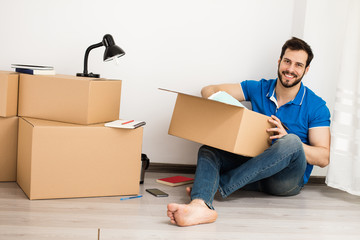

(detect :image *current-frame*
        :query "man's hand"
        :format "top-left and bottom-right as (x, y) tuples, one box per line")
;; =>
(267, 115), (288, 139)
(266, 115), (330, 167)
(201, 83), (245, 101)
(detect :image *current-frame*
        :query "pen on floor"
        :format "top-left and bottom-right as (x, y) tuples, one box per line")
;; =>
(122, 120), (134, 125)
(120, 195), (143, 201)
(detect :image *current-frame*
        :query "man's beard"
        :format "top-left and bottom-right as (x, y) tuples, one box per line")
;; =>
(277, 68), (305, 88)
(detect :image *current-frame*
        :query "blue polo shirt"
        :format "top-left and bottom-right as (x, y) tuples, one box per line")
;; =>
(241, 79), (331, 184)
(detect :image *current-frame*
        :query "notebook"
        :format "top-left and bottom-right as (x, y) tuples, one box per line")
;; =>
(156, 176), (194, 187)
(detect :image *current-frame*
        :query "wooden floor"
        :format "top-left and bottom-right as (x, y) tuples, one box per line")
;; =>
(1, 172), (359, 240)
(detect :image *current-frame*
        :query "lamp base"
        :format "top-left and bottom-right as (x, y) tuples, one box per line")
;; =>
(76, 72), (100, 78)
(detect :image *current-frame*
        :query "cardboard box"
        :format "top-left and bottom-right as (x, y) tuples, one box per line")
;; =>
(0, 116), (18, 181)
(17, 117), (143, 200)
(0, 71), (19, 117)
(163, 89), (273, 157)
(18, 74), (122, 124)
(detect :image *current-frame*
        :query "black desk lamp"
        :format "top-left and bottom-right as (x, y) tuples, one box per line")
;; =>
(77, 34), (125, 78)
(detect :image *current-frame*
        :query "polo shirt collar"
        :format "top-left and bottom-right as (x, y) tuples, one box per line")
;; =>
(266, 78), (306, 106)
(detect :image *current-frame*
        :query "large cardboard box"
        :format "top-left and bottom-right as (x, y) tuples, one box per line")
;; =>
(18, 74), (122, 124)
(17, 117), (143, 200)
(163, 89), (273, 157)
(0, 116), (18, 181)
(0, 71), (19, 117)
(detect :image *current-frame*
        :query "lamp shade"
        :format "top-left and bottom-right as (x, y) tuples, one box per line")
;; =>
(104, 45), (125, 62)
(103, 34), (125, 61)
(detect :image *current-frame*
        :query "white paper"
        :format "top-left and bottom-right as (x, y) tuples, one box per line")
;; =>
(208, 91), (247, 109)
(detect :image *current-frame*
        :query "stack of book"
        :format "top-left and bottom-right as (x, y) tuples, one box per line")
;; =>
(11, 64), (55, 75)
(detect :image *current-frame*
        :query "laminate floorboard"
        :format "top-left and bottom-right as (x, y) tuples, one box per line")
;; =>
(0, 172), (359, 240)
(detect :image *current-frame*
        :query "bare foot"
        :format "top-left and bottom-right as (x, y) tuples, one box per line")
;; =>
(167, 199), (218, 227)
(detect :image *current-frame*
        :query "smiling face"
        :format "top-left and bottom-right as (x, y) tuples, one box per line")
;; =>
(277, 49), (309, 88)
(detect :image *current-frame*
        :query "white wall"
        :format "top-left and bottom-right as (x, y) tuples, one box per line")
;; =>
(0, 0), (346, 176)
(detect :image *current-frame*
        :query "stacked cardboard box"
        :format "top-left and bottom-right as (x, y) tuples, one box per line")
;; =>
(17, 117), (143, 200)
(0, 71), (19, 181)
(1, 72), (143, 200)
(18, 74), (122, 124)
(0, 117), (18, 181)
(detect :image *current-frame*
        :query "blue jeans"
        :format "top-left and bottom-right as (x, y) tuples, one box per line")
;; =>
(190, 134), (307, 209)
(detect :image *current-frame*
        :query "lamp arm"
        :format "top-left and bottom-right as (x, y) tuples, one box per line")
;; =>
(83, 42), (104, 74)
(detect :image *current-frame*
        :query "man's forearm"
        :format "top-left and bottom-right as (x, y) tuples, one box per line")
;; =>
(302, 143), (330, 168)
(201, 83), (245, 101)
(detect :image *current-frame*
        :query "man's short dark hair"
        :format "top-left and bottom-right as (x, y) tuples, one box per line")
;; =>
(280, 37), (314, 68)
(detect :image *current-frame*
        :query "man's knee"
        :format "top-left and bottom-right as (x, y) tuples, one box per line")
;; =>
(199, 145), (214, 152)
(198, 145), (219, 161)
(198, 145), (228, 169)
(281, 134), (302, 148)
(199, 145), (216, 157)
